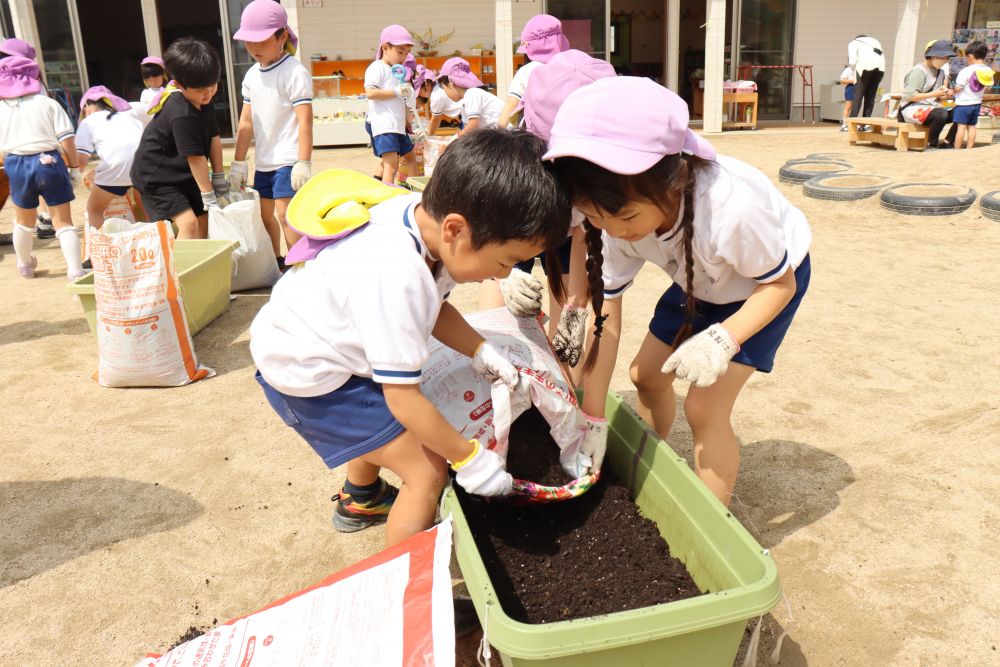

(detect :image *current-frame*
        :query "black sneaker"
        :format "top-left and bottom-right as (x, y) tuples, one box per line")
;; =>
(81, 259), (92, 270)
(332, 479), (399, 533)
(36, 216), (55, 239)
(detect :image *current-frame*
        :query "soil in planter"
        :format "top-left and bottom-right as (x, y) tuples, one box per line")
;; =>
(503, 407), (574, 486)
(457, 409), (703, 624)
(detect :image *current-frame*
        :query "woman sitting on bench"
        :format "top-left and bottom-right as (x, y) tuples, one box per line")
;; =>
(898, 40), (959, 150)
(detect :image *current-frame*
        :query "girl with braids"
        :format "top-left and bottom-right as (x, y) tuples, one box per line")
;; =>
(545, 77), (812, 505)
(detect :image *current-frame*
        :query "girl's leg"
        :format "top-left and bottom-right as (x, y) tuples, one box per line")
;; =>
(273, 197), (300, 253)
(258, 196), (282, 256)
(172, 208), (199, 240)
(629, 332), (679, 438)
(86, 187), (116, 230)
(967, 125), (977, 149)
(196, 212), (208, 239)
(683, 362), (755, 507)
(381, 152), (400, 185)
(49, 202), (83, 277)
(12, 204), (38, 270)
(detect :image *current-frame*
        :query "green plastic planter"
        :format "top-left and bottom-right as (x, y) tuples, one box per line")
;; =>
(440, 392), (781, 666)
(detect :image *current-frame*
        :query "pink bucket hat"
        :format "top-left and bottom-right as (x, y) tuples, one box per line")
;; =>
(0, 38), (36, 60)
(233, 0), (299, 53)
(517, 14), (570, 64)
(403, 53), (417, 81)
(543, 76), (716, 173)
(0, 56), (40, 99)
(80, 85), (131, 113)
(376, 25), (415, 59)
(413, 65), (436, 91)
(140, 56), (165, 68)
(439, 57), (484, 89)
(523, 50), (616, 143)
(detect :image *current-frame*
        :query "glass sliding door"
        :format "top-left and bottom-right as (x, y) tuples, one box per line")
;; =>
(34, 0), (87, 120)
(77, 0), (147, 101)
(736, 0), (795, 118)
(224, 0), (256, 119)
(545, 0), (608, 60)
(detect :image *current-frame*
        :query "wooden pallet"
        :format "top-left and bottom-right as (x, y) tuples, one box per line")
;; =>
(847, 117), (928, 151)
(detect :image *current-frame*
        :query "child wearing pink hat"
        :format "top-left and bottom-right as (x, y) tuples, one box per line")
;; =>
(364, 25), (417, 185)
(498, 14), (570, 127)
(230, 0), (312, 262)
(139, 56), (167, 106)
(426, 69), (463, 135)
(545, 77), (812, 505)
(0, 56), (84, 279)
(438, 57), (503, 135)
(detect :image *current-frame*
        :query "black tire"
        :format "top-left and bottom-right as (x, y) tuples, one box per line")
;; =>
(802, 174), (893, 201)
(805, 152), (850, 161)
(879, 183), (978, 216)
(992, 133), (1000, 145)
(980, 190), (1000, 221)
(778, 160), (852, 184)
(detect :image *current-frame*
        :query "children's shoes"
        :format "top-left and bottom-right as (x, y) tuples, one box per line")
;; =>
(17, 254), (37, 279)
(332, 479), (399, 533)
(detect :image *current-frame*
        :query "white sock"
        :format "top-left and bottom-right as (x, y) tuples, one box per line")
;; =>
(13, 223), (34, 265)
(56, 226), (82, 275)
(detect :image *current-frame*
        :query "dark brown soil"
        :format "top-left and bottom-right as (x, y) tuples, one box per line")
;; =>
(457, 411), (703, 624)
(503, 407), (573, 486)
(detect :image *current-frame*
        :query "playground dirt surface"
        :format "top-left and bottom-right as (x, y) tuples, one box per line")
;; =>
(1, 126), (999, 666)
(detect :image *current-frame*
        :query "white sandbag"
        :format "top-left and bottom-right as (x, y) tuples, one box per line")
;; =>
(208, 189), (281, 291)
(91, 219), (214, 387)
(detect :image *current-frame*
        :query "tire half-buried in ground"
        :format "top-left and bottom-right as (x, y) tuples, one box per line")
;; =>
(879, 183), (977, 216)
(805, 152), (850, 161)
(992, 133), (1000, 145)
(980, 190), (1000, 221)
(778, 160), (852, 184)
(803, 173), (893, 201)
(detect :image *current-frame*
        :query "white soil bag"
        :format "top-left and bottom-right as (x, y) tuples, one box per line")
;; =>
(208, 189), (281, 291)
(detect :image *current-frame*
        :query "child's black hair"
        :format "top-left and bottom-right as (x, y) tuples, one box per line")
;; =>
(82, 98), (118, 120)
(164, 37), (220, 89)
(421, 128), (571, 280)
(140, 63), (165, 81)
(551, 154), (713, 370)
(966, 41), (989, 61)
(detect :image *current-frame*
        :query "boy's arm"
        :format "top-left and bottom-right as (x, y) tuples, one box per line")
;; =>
(382, 384), (476, 463)
(497, 95), (519, 128)
(186, 156), (212, 193)
(59, 136), (79, 168)
(427, 115), (442, 134)
(367, 88), (400, 101)
(461, 117), (481, 134)
(208, 136), (223, 174)
(233, 104), (253, 162)
(431, 301), (484, 357)
(294, 103), (313, 161)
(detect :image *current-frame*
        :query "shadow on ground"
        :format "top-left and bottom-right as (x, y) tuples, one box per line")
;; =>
(0, 477), (203, 588)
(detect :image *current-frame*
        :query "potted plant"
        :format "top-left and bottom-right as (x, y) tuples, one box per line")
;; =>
(408, 26), (456, 57)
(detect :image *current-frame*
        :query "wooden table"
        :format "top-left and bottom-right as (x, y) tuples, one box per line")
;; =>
(722, 91), (758, 129)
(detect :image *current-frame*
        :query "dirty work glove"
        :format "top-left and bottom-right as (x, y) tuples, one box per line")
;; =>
(200, 190), (220, 210)
(553, 306), (589, 367)
(452, 440), (513, 497)
(291, 160), (311, 191)
(68, 167), (82, 186)
(498, 268), (543, 318)
(211, 172), (229, 200)
(579, 414), (609, 475)
(228, 160), (248, 190)
(396, 82), (414, 99)
(413, 127), (428, 144)
(661, 323), (740, 387)
(471, 340), (520, 391)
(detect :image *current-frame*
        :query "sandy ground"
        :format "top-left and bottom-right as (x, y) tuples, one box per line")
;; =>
(1, 125), (999, 667)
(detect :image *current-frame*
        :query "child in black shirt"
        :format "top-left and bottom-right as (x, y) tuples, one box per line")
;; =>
(131, 37), (228, 239)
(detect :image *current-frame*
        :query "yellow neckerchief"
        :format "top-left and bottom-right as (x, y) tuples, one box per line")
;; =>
(146, 80), (181, 115)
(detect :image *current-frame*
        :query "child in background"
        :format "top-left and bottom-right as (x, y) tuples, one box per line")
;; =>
(250, 129), (571, 546)
(547, 77), (812, 503)
(438, 57), (503, 134)
(230, 0), (312, 262)
(139, 56), (166, 106)
(365, 25), (417, 185)
(951, 41), (992, 150)
(0, 56), (83, 279)
(427, 70), (464, 135)
(76, 86), (145, 230)
(130, 37), (226, 239)
(497, 14), (569, 127)
(839, 64), (856, 132)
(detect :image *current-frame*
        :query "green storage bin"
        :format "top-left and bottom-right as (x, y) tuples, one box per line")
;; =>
(407, 176), (430, 192)
(441, 392), (781, 666)
(67, 239), (238, 337)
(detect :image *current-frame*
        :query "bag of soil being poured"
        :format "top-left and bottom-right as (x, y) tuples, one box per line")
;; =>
(421, 308), (598, 502)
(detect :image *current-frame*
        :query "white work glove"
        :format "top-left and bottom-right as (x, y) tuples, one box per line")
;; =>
(498, 268), (543, 317)
(564, 414), (609, 477)
(211, 171), (229, 199)
(452, 440), (513, 497)
(553, 305), (589, 367)
(471, 340), (520, 391)
(228, 160), (248, 190)
(413, 127), (428, 144)
(291, 160), (311, 191)
(68, 167), (82, 186)
(396, 83), (414, 99)
(661, 323), (740, 387)
(200, 190), (220, 210)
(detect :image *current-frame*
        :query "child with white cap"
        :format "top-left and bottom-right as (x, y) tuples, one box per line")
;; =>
(437, 57), (503, 134)
(229, 0), (312, 263)
(365, 25), (417, 185)
(497, 14), (570, 127)
(139, 56), (166, 106)
(546, 77), (812, 505)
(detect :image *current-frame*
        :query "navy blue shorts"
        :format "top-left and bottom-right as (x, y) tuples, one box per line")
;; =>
(253, 166), (295, 200)
(952, 104), (981, 126)
(4, 151), (75, 208)
(256, 371), (406, 469)
(366, 122), (414, 157)
(649, 255), (811, 373)
(97, 184), (131, 196)
(844, 84), (856, 102)
(515, 236), (572, 275)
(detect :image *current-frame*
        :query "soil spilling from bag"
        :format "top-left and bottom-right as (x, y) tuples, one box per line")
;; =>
(457, 408), (703, 624)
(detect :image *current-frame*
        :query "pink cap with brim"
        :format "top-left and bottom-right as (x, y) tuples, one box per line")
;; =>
(141, 56), (165, 68)
(414, 65), (436, 91)
(523, 50), (616, 143)
(376, 25), (415, 59)
(0, 38), (36, 60)
(403, 53), (417, 81)
(439, 57), (484, 89)
(80, 85), (131, 113)
(0, 56), (40, 99)
(233, 0), (299, 52)
(517, 14), (570, 64)
(543, 76), (716, 173)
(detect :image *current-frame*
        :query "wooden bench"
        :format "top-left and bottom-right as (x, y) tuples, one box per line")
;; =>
(847, 117), (928, 151)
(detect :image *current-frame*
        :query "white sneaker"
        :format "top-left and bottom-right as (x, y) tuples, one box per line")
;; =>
(840, 123), (849, 132)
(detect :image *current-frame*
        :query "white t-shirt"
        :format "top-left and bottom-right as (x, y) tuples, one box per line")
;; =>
(954, 63), (993, 105)
(430, 85), (463, 119)
(365, 60), (406, 137)
(848, 36), (885, 75)
(839, 66), (856, 84)
(0, 94), (75, 155)
(242, 54), (312, 171)
(601, 156), (812, 304)
(508, 60), (543, 100)
(250, 194), (456, 398)
(140, 87), (163, 106)
(461, 87), (503, 128)
(75, 110), (144, 186)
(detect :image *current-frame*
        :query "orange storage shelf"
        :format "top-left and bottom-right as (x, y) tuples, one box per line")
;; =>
(312, 55), (526, 90)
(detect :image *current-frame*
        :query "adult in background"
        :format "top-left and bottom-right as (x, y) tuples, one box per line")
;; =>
(848, 34), (885, 122)
(898, 40), (958, 150)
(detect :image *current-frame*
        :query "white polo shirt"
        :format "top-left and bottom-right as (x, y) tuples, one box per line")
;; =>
(601, 156), (812, 304)
(848, 36), (885, 75)
(75, 109), (144, 186)
(140, 86), (163, 106)
(507, 60), (542, 100)
(0, 94), (75, 155)
(242, 54), (312, 172)
(954, 64), (993, 105)
(430, 85), (463, 119)
(462, 87), (503, 128)
(365, 60), (407, 137)
(250, 194), (456, 398)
